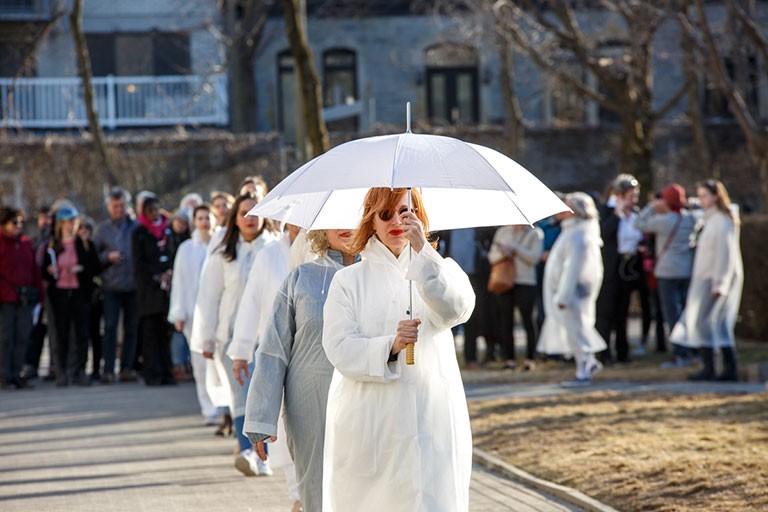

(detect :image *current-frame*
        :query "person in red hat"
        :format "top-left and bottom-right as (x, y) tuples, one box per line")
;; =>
(635, 183), (697, 368)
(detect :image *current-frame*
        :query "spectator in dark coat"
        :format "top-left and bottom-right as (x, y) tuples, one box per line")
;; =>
(0, 207), (43, 389)
(132, 194), (175, 386)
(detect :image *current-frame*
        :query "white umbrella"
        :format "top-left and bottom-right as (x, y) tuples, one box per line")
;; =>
(249, 105), (568, 364)
(249, 137), (568, 230)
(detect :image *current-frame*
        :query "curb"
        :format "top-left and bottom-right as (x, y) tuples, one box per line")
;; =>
(473, 449), (620, 512)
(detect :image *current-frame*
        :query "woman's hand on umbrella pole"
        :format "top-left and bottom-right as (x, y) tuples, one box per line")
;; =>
(255, 437), (277, 462)
(401, 210), (427, 253)
(233, 359), (250, 386)
(393, 318), (421, 355)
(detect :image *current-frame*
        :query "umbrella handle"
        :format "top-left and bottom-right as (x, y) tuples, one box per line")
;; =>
(406, 342), (414, 365)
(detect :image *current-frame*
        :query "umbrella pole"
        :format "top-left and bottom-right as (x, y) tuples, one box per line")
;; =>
(406, 187), (415, 365)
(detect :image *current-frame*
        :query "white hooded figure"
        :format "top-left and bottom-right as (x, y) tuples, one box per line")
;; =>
(321, 188), (475, 512)
(537, 192), (607, 383)
(670, 180), (743, 381)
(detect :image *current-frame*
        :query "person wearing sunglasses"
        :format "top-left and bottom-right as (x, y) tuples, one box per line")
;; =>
(320, 187), (475, 512)
(0, 207), (43, 390)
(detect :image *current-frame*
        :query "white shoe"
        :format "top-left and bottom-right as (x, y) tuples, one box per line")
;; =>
(234, 449), (259, 477)
(256, 457), (273, 476)
(588, 360), (603, 378)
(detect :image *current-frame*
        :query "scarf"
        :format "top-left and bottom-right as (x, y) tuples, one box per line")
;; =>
(138, 214), (168, 240)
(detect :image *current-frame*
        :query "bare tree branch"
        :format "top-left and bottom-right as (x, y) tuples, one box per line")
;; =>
(727, 0), (768, 67)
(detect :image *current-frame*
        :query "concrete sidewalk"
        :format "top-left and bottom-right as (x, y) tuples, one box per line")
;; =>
(0, 380), (585, 512)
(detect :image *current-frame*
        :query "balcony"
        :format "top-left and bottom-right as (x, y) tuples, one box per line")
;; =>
(0, 73), (229, 129)
(0, 0), (53, 20)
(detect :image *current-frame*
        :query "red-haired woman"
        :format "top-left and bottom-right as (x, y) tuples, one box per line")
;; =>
(321, 187), (475, 512)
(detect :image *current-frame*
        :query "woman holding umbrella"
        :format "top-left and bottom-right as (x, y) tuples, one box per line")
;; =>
(321, 187), (475, 512)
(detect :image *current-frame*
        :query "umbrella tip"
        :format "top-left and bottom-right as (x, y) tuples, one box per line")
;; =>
(406, 102), (411, 133)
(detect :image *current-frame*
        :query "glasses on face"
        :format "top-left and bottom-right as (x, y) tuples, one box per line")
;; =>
(377, 205), (417, 222)
(14, 218), (24, 226)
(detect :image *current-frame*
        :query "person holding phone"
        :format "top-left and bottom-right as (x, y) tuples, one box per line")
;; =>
(43, 206), (100, 386)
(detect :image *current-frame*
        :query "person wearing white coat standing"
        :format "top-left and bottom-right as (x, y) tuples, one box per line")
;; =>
(168, 204), (218, 425)
(321, 187), (475, 512)
(192, 193), (278, 476)
(537, 192), (607, 386)
(670, 179), (743, 381)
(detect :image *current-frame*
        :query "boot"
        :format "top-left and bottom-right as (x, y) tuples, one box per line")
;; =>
(716, 346), (738, 381)
(688, 347), (716, 381)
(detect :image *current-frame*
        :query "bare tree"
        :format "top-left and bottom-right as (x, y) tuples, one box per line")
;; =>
(70, 0), (117, 187)
(226, 0), (274, 133)
(492, 0), (689, 194)
(280, 0), (329, 159)
(680, 0), (768, 209)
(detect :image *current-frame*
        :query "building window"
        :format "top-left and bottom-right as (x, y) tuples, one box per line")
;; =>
(542, 56), (593, 126)
(85, 32), (190, 76)
(703, 55), (759, 120)
(323, 48), (356, 107)
(277, 50), (296, 141)
(425, 43), (479, 124)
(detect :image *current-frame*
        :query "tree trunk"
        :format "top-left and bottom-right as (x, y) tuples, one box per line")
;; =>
(69, 0), (116, 187)
(495, 32), (524, 159)
(618, 108), (655, 198)
(679, 15), (712, 179)
(280, 0), (329, 159)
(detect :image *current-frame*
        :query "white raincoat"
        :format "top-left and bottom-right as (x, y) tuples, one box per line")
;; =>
(192, 231), (277, 416)
(167, 230), (217, 418)
(537, 217), (607, 356)
(321, 237), (475, 512)
(670, 208), (743, 348)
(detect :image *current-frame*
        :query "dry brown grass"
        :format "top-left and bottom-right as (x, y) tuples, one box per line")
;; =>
(470, 391), (768, 511)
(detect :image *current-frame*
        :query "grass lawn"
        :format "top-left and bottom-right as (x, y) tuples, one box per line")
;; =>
(467, 341), (768, 511)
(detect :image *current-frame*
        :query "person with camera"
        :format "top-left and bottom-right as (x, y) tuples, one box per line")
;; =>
(43, 206), (100, 386)
(0, 206), (43, 390)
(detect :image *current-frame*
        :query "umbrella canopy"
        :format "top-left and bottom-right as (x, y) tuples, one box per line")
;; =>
(249, 132), (568, 231)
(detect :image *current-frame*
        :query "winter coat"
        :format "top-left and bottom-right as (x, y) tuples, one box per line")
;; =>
(634, 204), (695, 279)
(93, 216), (138, 292)
(669, 208), (743, 348)
(228, 233), (292, 361)
(0, 233), (42, 304)
(321, 237), (475, 512)
(167, 230), (209, 340)
(132, 223), (174, 317)
(42, 237), (101, 296)
(537, 217), (607, 356)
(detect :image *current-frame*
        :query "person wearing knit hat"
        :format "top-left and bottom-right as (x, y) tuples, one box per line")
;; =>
(635, 183), (697, 368)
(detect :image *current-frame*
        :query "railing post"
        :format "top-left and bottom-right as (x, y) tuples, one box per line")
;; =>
(106, 74), (116, 129)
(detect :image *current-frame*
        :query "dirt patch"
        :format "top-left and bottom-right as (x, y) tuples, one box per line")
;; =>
(470, 391), (768, 511)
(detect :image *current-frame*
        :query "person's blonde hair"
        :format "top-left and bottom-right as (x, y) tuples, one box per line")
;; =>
(348, 187), (436, 255)
(306, 230), (330, 254)
(697, 179), (739, 225)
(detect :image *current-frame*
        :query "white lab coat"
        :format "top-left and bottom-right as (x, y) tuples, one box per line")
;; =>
(670, 208), (743, 348)
(192, 231), (277, 414)
(322, 237), (475, 512)
(537, 217), (607, 356)
(228, 233), (292, 361)
(166, 230), (218, 418)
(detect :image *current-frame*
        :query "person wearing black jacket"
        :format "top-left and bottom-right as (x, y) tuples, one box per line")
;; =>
(132, 194), (176, 386)
(439, 226), (498, 368)
(43, 206), (101, 386)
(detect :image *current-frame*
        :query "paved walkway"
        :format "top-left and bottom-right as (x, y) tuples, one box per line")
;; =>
(0, 381), (584, 512)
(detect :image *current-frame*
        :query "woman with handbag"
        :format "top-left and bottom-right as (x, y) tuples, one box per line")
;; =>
(0, 207), (43, 390)
(488, 224), (543, 370)
(634, 183), (696, 367)
(537, 192), (607, 386)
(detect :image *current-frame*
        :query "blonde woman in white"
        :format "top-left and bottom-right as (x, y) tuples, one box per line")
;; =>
(537, 192), (607, 386)
(670, 179), (743, 381)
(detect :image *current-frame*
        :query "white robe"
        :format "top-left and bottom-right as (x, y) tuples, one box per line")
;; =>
(192, 231), (277, 416)
(537, 217), (607, 356)
(167, 231), (218, 418)
(670, 208), (743, 348)
(321, 237), (475, 512)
